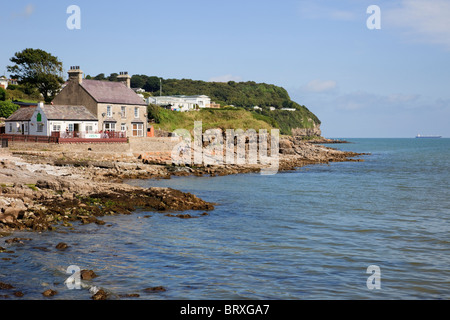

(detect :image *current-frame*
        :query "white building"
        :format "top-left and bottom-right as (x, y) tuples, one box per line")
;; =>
(0, 76), (8, 89)
(147, 95), (211, 112)
(5, 102), (98, 136)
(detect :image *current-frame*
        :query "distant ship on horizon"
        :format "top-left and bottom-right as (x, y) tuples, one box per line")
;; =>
(416, 134), (442, 139)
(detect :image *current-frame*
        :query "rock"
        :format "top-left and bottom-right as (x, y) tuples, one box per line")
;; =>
(5, 237), (32, 244)
(81, 270), (98, 280)
(42, 289), (58, 297)
(55, 242), (69, 250)
(118, 293), (140, 298)
(91, 289), (108, 300)
(13, 291), (24, 298)
(144, 286), (166, 293)
(0, 282), (14, 290)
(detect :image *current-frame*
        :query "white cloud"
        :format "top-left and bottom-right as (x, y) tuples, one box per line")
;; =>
(208, 74), (242, 83)
(301, 79), (337, 93)
(385, 0), (450, 49)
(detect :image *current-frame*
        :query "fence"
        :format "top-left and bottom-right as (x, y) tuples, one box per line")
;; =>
(0, 131), (128, 144)
(0, 134), (58, 143)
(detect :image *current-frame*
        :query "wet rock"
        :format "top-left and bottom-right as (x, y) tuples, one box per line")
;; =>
(5, 237), (32, 244)
(144, 286), (166, 293)
(0, 282), (14, 290)
(118, 293), (140, 298)
(91, 289), (108, 300)
(13, 291), (24, 298)
(81, 270), (98, 280)
(42, 289), (58, 297)
(55, 242), (69, 250)
(165, 213), (195, 219)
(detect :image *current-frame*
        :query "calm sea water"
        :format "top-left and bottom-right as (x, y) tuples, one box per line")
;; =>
(1, 139), (449, 300)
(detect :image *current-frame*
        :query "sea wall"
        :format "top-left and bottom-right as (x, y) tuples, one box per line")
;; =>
(7, 137), (181, 162)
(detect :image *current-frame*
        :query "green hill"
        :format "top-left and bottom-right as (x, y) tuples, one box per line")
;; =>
(145, 78), (320, 135)
(93, 73), (322, 135)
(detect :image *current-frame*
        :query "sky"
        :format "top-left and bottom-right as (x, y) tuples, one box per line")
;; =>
(1, 0), (449, 138)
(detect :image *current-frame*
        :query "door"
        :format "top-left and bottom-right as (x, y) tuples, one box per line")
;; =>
(74, 124), (80, 138)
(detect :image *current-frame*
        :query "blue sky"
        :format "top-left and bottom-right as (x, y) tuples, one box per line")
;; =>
(1, 0), (449, 137)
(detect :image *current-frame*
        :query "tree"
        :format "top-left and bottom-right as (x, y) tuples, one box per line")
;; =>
(107, 73), (118, 82)
(7, 48), (64, 103)
(94, 73), (106, 81)
(143, 76), (161, 93)
(0, 101), (19, 118)
(130, 74), (147, 89)
(0, 87), (6, 101)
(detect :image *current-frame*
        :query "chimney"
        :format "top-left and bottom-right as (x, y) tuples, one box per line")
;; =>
(117, 71), (131, 89)
(68, 66), (83, 84)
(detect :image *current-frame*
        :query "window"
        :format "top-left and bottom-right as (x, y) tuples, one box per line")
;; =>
(107, 106), (112, 117)
(37, 123), (44, 133)
(132, 123), (143, 137)
(134, 107), (139, 118)
(36, 113), (42, 122)
(68, 124), (74, 132)
(24, 124), (28, 133)
(104, 122), (116, 132)
(85, 125), (93, 133)
(121, 106), (126, 118)
(121, 123), (126, 132)
(52, 124), (61, 132)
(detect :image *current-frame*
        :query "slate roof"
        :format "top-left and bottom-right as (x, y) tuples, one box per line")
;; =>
(6, 106), (36, 121)
(80, 80), (147, 106)
(6, 105), (97, 121)
(42, 105), (97, 121)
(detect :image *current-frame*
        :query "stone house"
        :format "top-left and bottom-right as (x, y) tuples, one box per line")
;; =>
(52, 67), (148, 137)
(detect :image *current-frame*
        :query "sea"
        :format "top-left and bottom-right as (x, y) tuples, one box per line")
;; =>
(1, 138), (449, 300)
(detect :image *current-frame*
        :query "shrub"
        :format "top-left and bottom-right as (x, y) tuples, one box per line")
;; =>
(0, 101), (19, 118)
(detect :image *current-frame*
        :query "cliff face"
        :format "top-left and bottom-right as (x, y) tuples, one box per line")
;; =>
(291, 123), (322, 137)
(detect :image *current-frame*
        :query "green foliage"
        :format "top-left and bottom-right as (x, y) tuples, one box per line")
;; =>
(131, 75), (161, 92)
(0, 87), (6, 101)
(7, 48), (64, 103)
(148, 105), (273, 133)
(5, 84), (40, 101)
(111, 74), (322, 133)
(158, 79), (293, 109)
(107, 73), (118, 82)
(93, 73), (106, 81)
(0, 101), (19, 118)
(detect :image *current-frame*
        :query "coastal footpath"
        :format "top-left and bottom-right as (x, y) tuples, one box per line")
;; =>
(0, 136), (363, 234)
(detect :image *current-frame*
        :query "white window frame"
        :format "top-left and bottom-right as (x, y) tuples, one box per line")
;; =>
(85, 124), (94, 133)
(134, 107), (139, 118)
(52, 124), (61, 132)
(107, 105), (112, 117)
(121, 106), (126, 118)
(104, 122), (116, 132)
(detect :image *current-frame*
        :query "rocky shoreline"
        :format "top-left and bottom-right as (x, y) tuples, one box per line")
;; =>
(1, 137), (365, 233)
